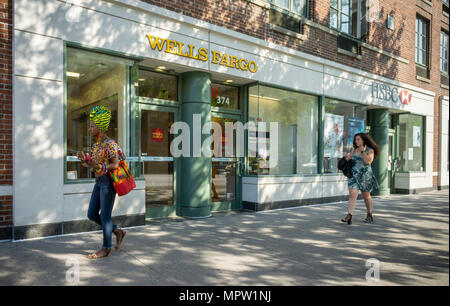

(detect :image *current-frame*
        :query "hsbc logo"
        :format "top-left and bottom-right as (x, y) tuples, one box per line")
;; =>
(372, 82), (413, 105)
(399, 89), (412, 105)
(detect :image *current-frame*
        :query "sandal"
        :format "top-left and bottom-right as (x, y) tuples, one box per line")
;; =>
(363, 213), (374, 223)
(113, 229), (127, 250)
(88, 248), (112, 259)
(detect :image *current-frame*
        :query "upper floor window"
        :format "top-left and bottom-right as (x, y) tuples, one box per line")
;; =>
(330, 0), (368, 38)
(441, 31), (449, 75)
(415, 16), (430, 67)
(270, 0), (307, 17)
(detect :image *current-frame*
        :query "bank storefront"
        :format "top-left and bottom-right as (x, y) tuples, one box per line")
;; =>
(13, 0), (436, 238)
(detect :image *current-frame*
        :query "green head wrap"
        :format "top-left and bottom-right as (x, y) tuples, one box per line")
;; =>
(90, 106), (111, 132)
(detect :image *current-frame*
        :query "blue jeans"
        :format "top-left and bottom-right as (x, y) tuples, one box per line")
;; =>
(87, 175), (117, 249)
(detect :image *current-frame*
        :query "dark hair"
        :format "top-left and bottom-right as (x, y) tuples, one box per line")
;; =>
(353, 133), (380, 159)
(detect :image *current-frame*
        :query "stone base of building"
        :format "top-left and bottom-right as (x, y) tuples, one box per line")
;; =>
(393, 187), (438, 194)
(243, 194), (364, 212)
(8, 214), (145, 241)
(437, 185), (449, 191)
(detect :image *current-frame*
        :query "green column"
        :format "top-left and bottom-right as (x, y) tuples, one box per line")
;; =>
(370, 109), (389, 196)
(179, 71), (212, 218)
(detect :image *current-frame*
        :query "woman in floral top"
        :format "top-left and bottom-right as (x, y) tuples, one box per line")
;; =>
(76, 106), (126, 259)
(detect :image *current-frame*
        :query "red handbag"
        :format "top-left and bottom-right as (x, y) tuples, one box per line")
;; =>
(109, 151), (136, 196)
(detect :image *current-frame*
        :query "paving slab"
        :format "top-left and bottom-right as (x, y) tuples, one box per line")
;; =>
(0, 190), (448, 286)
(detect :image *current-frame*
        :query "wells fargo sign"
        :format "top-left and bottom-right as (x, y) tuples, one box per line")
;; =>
(146, 35), (258, 73)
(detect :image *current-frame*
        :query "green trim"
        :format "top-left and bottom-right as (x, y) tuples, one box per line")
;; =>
(137, 97), (181, 107)
(138, 104), (180, 219)
(63, 42), (68, 184)
(257, 81), (320, 98)
(146, 206), (177, 219)
(318, 95), (325, 174)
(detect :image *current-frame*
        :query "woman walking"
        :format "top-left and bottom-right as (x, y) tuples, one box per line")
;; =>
(76, 106), (127, 259)
(341, 133), (380, 225)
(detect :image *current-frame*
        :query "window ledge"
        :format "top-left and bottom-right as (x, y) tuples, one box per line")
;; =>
(337, 48), (361, 60)
(441, 83), (450, 90)
(416, 75), (431, 83)
(269, 23), (306, 40)
(421, 0), (433, 7)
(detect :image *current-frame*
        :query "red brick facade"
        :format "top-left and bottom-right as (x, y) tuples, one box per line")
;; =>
(0, 0), (12, 229)
(141, 0), (449, 185)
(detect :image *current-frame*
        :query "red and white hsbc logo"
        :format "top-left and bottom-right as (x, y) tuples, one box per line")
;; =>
(399, 89), (412, 105)
(372, 82), (413, 105)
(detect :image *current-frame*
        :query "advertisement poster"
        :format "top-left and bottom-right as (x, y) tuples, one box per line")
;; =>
(347, 117), (365, 145)
(151, 128), (164, 143)
(324, 113), (344, 158)
(413, 126), (421, 147)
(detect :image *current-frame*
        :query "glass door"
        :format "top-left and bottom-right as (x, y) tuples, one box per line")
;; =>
(388, 114), (399, 193)
(139, 105), (178, 218)
(211, 113), (243, 211)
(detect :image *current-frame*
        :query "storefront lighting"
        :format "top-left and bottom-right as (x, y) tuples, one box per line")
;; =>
(225, 80), (233, 83)
(66, 71), (80, 78)
(157, 66), (166, 70)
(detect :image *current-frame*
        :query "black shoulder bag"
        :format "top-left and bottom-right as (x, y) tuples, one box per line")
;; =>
(338, 158), (354, 178)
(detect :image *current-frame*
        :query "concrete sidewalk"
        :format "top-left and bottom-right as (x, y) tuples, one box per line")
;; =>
(0, 190), (448, 286)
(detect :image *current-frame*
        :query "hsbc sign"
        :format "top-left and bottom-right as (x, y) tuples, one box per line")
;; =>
(371, 82), (412, 105)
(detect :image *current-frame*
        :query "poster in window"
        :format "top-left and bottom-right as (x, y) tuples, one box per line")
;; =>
(152, 128), (164, 143)
(413, 126), (421, 147)
(324, 113), (344, 158)
(347, 117), (365, 145)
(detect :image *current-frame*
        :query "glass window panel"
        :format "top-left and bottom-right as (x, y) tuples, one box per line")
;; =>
(138, 70), (178, 101)
(341, 14), (350, 34)
(323, 99), (367, 174)
(248, 85), (318, 175)
(273, 0), (289, 9)
(330, 0), (338, 9)
(398, 114), (424, 172)
(330, 8), (339, 29)
(292, 0), (305, 15)
(66, 47), (129, 180)
(211, 83), (239, 110)
(342, 0), (351, 15)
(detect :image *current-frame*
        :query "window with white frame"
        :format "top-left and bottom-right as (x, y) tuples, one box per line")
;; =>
(415, 17), (430, 67)
(330, 0), (367, 37)
(441, 31), (449, 75)
(271, 0), (307, 16)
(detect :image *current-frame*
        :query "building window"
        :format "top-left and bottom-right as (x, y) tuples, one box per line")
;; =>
(415, 17), (429, 67)
(65, 47), (132, 181)
(138, 70), (178, 101)
(323, 99), (367, 174)
(330, 0), (367, 37)
(248, 85), (318, 175)
(211, 83), (240, 110)
(443, 0), (449, 15)
(271, 0), (307, 16)
(398, 114), (425, 172)
(441, 31), (449, 75)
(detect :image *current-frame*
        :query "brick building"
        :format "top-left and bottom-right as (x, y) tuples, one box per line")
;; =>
(1, 0), (448, 240)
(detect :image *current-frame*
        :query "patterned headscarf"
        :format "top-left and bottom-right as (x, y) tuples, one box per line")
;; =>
(90, 106), (111, 132)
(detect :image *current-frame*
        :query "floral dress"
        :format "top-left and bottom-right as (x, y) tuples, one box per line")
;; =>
(347, 146), (379, 192)
(90, 137), (120, 177)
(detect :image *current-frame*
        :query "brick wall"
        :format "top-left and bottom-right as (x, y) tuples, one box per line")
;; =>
(140, 0), (449, 186)
(0, 0), (13, 229)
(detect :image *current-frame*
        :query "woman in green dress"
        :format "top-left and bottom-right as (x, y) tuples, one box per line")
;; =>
(341, 133), (380, 225)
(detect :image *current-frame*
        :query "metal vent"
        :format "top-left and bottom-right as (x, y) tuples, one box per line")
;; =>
(441, 73), (449, 87)
(337, 35), (361, 55)
(269, 9), (303, 34)
(416, 65), (430, 80)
